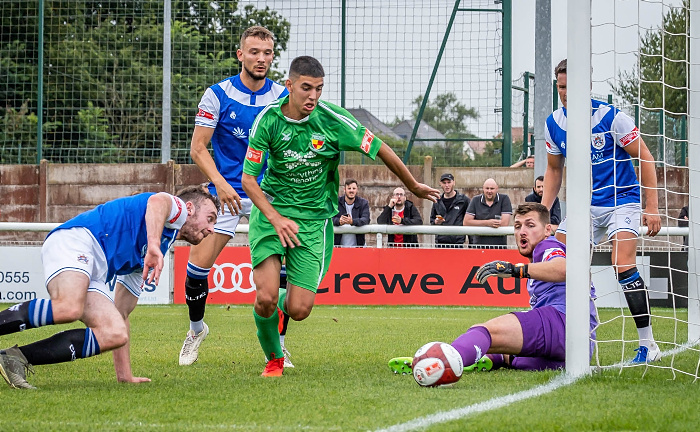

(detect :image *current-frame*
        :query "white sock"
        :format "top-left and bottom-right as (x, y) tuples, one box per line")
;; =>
(637, 325), (655, 348)
(190, 319), (204, 335)
(280, 335), (286, 347)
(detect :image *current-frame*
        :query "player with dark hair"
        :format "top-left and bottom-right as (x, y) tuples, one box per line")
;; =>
(180, 26), (294, 367)
(542, 58), (662, 363)
(389, 203), (597, 373)
(242, 55), (440, 376)
(0, 187), (219, 389)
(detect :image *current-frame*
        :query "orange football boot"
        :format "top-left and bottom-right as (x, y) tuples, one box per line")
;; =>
(261, 354), (284, 377)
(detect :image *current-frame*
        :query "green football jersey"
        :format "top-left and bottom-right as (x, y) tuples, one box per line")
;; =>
(243, 95), (383, 220)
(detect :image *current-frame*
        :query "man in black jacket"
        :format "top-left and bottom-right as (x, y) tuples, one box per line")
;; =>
(332, 179), (370, 247)
(377, 187), (423, 247)
(525, 176), (561, 232)
(430, 173), (469, 247)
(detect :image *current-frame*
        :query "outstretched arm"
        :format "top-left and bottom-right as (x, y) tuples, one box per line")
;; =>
(476, 256), (566, 284)
(143, 193), (173, 284)
(112, 283), (150, 384)
(376, 143), (440, 203)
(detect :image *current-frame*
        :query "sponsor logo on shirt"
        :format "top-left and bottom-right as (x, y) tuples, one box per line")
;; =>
(229, 111), (237, 120)
(546, 141), (553, 150)
(232, 127), (247, 139)
(282, 132), (291, 141)
(619, 127), (639, 147)
(543, 247), (566, 261)
(561, 141), (566, 149)
(246, 147), (263, 164)
(310, 133), (326, 151)
(77, 254), (89, 265)
(197, 108), (214, 120)
(361, 129), (374, 154)
(591, 133), (605, 150)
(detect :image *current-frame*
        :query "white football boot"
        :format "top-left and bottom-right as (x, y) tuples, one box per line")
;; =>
(179, 322), (209, 366)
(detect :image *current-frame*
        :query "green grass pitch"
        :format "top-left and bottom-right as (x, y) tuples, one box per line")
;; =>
(0, 304), (698, 431)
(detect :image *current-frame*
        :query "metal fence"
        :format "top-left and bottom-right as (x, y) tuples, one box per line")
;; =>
(1, 0), (513, 166)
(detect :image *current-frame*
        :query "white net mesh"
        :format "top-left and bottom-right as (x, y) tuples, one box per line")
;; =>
(588, 0), (697, 379)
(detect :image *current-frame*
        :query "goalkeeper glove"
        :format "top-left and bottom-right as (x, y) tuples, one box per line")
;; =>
(476, 261), (529, 285)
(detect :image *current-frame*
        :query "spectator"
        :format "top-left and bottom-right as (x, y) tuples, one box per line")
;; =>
(679, 205), (689, 248)
(525, 175), (561, 232)
(510, 156), (535, 168)
(430, 173), (469, 247)
(378, 187), (423, 247)
(332, 179), (370, 247)
(463, 178), (512, 247)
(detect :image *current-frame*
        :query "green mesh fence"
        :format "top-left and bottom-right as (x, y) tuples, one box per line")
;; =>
(1, 0), (505, 165)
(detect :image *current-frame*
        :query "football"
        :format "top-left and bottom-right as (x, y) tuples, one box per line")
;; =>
(412, 342), (463, 387)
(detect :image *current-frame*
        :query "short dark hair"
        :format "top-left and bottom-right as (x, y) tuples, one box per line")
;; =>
(535, 175), (545, 183)
(554, 59), (567, 78)
(177, 185), (221, 214)
(514, 203), (550, 226)
(289, 56), (325, 79)
(240, 26), (275, 48)
(344, 178), (358, 187)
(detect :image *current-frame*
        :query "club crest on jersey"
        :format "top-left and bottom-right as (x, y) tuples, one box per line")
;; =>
(77, 254), (89, 265)
(229, 111), (237, 120)
(310, 133), (326, 152)
(591, 133), (605, 150)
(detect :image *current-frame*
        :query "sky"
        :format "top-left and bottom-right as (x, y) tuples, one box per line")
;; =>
(240, 0), (682, 138)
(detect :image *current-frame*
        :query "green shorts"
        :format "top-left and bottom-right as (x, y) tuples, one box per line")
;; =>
(249, 206), (334, 293)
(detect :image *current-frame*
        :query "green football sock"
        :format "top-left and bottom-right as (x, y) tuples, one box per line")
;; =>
(254, 309), (283, 361)
(277, 288), (288, 315)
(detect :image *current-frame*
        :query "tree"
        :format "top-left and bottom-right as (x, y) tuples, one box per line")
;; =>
(613, 0), (688, 164)
(403, 92), (479, 166)
(0, 1), (291, 164)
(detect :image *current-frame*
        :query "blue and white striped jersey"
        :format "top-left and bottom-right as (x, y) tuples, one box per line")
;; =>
(195, 74), (287, 199)
(544, 99), (641, 207)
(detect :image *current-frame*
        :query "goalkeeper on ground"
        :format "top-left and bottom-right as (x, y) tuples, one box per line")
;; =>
(388, 203), (597, 374)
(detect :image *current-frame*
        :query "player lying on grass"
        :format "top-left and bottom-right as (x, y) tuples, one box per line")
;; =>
(242, 55), (440, 377)
(0, 186), (219, 389)
(389, 203), (597, 373)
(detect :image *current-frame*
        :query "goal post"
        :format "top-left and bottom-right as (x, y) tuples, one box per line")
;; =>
(688, 3), (700, 344)
(565, 0), (593, 377)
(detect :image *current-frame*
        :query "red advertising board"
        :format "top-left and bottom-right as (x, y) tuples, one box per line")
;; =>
(173, 246), (531, 307)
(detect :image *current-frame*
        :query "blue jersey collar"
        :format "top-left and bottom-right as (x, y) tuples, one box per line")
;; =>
(231, 74), (272, 95)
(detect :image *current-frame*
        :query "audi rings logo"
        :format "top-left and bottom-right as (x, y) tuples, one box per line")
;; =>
(210, 263), (256, 294)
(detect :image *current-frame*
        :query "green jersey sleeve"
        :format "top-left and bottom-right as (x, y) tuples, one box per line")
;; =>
(320, 103), (383, 160)
(243, 106), (274, 176)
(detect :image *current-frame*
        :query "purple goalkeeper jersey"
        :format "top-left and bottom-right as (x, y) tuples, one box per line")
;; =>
(529, 237), (597, 331)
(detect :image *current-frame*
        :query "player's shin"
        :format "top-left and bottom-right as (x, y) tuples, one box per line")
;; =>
(185, 263), (210, 334)
(451, 326), (492, 367)
(18, 328), (100, 365)
(0, 299), (54, 335)
(254, 309), (283, 361)
(618, 267), (655, 346)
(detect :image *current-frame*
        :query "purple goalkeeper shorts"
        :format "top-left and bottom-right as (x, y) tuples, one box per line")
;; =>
(512, 306), (566, 361)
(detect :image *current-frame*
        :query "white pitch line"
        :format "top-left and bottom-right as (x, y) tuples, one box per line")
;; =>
(374, 373), (581, 432)
(594, 339), (700, 371)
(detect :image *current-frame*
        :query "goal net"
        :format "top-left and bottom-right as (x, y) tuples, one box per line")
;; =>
(569, 0), (698, 379)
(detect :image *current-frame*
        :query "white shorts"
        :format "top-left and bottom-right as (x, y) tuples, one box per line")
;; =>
(114, 271), (147, 298)
(42, 227), (112, 300)
(214, 197), (253, 237)
(556, 203), (641, 245)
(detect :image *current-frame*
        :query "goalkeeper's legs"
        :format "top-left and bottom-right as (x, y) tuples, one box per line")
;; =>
(611, 232), (659, 360)
(452, 313), (524, 367)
